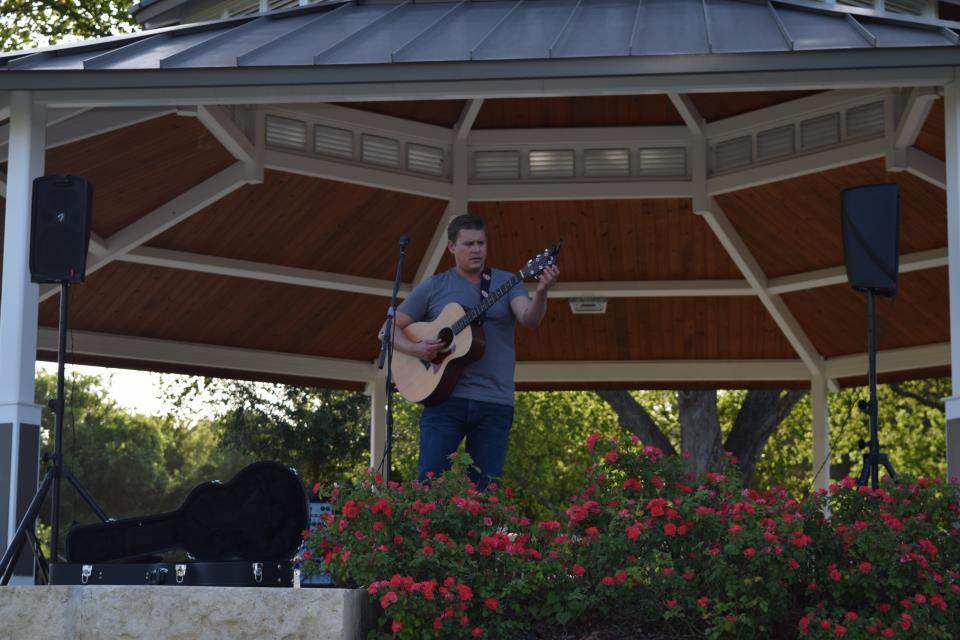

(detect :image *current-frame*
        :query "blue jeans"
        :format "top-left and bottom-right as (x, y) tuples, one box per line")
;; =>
(418, 397), (514, 490)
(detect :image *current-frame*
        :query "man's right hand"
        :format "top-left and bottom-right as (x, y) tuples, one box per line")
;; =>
(414, 338), (445, 362)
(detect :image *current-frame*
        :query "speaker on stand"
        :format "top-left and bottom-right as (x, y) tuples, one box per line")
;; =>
(0, 175), (109, 585)
(840, 183), (900, 489)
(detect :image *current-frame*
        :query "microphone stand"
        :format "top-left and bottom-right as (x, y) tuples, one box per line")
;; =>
(377, 234), (409, 483)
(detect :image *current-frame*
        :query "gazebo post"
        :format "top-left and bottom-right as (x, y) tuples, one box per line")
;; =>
(365, 368), (387, 474)
(944, 80), (960, 482)
(811, 374), (831, 492)
(0, 91), (46, 583)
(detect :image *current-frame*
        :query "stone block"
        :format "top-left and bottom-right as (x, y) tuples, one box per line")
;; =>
(0, 586), (371, 640)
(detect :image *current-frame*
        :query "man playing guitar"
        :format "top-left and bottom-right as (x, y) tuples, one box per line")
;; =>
(386, 214), (559, 490)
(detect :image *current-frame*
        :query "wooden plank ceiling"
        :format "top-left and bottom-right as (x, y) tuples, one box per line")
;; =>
(1, 93), (947, 389)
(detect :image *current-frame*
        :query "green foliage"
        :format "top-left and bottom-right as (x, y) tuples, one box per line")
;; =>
(756, 379), (949, 495)
(390, 384), (948, 517)
(0, 0), (138, 52)
(33, 370), (253, 551)
(385, 391), (626, 520)
(311, 454), (569, 640)
(163, 377), (371, 486)
(798, 476), (960, 639)
(309, 436), (960, 640)
(503, 391), (622, 519)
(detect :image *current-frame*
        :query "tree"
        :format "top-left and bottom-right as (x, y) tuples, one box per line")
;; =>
(597, 389), (806, 485)
(32, 370), (255, 555)
(755, 378), (949, 494)
(165, 378), (371, 486)
(384, 391), (623, 519)
(0, 0), (138, 51)
(35, 371), (168, 536)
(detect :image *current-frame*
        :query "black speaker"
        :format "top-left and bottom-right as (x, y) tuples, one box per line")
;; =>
(29, 175), (93, 284)
(841, 183), (900, 298)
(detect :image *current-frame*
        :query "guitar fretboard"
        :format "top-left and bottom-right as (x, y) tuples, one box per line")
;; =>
(451, 271), (524, 334)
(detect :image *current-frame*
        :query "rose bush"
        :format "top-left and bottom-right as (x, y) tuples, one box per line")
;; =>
(305, 437), (960, 639)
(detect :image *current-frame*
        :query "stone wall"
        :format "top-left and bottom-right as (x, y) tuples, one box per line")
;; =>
(0, 586), (371, 639)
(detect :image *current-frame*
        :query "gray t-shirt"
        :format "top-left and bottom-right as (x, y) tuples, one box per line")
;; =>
(398, 267), (529, 407)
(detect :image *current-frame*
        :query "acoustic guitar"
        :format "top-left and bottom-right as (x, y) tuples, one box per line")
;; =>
(392, 244), (560, 405)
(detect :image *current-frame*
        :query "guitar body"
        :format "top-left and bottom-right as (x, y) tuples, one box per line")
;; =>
(393, 302), (486, 405)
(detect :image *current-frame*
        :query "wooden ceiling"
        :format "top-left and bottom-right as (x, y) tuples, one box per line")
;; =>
(717, 159), (946, 278)
(339, 91), (818, 129)
(46, 116), (237, 238)
(6, 91), (952, 389)
(147, 170), (448, 281)
(467, 199), (742, 281)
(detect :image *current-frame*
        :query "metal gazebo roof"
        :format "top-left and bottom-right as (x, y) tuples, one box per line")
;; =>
(2, 0), (960, 90)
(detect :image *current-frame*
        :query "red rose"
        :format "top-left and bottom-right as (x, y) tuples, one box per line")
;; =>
(371, 498), (393, 517)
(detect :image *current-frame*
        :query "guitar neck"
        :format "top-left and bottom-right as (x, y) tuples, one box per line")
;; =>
(452, 271), (523, 334)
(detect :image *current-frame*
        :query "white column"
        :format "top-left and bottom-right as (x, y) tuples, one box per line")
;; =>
(811, 374), (830, 492)
(365, 369), (387, 471)
(0, 91), (45, 583)
(944, 81), (960, 482)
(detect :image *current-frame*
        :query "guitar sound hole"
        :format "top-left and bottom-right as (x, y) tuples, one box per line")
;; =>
(437, 327), (454, 351)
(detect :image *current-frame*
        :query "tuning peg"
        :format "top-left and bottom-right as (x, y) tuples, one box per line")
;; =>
(527, 259), (533, 265)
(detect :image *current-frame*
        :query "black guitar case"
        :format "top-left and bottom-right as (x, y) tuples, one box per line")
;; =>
(64, 460), (309, 564)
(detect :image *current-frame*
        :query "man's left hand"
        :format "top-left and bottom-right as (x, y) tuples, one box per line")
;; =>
(535, 264), (560, 294)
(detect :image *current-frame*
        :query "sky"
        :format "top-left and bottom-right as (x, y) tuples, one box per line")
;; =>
(36, 361), (202, 417)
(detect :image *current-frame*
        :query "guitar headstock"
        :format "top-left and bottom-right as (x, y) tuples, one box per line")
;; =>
(520, 242), (562, 279)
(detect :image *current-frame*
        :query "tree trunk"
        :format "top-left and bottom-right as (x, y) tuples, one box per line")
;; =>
(678, 390), (724, 477)
(724, 389), (807, 485)
(597, 388), (807, 485)
(594, 390), (676, 455)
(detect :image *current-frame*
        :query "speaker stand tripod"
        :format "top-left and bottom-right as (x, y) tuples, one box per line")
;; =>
(856, 289), (897, 490)
(0, 281), (109, 585)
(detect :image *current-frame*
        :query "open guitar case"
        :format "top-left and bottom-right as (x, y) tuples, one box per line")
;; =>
(48, 461), (309, 587)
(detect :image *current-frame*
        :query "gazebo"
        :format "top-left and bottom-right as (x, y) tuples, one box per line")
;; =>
(1, 0), (958, 585)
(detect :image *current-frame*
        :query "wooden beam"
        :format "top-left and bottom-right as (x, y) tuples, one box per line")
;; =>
(516, 359), (809, 383)
(36, 328), (375, 383)
(117, 246), (411, 298)
(0, 107), (172, 157)
(265, 148), (453, 200)
(767, 248), (948, 294)
(94, 246), (945, 298)
(696, 197), (835, 389)
(35, 67), (951, 108)
(31, 328), (947, 386)
(825, 342), (950, 379)
(196, 105), (258, 176)
(469, 180), (693, 201)
(894, 88), (939, 152)
(904, 146), (946, 189)
(668, 93), (704, 136)
(706, 138), (887, 195)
